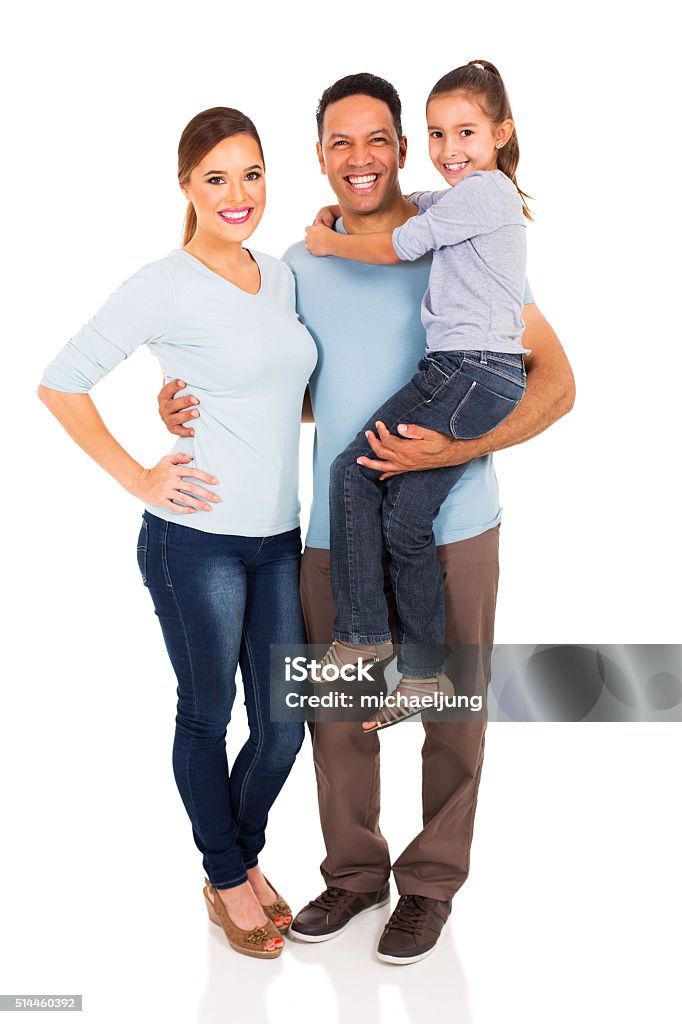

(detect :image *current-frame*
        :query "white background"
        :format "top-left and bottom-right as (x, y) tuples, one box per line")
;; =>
(2, 1), (680, 1022)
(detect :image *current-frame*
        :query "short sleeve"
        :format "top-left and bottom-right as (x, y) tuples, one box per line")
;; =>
(41, 262), (172, 393)
(523, 278), (534, 304)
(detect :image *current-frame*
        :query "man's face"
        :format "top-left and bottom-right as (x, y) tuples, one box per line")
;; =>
(316, 94), (406, 216)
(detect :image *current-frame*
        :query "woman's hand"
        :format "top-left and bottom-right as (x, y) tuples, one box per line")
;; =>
(305, 224), (339, 257)
(130, 453), (221, 513)
(313, 204), (342, 227)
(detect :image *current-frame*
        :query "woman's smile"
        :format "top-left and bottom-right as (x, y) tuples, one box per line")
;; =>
(218, 206), (254, 225)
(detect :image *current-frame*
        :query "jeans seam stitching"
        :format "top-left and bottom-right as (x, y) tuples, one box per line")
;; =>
(450, 381), (479, 437)
(382, 473), (409, 645)
(161, 519), (172, 587)
(462, 358), (524, 387)
(343, 460), (360, 637)
(166, 573), (203, 857)
(234, 624), (265, 831)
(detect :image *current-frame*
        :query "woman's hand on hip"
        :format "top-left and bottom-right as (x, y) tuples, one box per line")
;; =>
(130, 453), (221, 513)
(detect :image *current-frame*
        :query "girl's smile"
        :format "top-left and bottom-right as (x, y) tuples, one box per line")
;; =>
(426, 91), (513, 186)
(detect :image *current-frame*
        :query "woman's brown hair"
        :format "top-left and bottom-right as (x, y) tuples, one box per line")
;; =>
(428, 60), (532, 220)
(178, 107), (265, 246)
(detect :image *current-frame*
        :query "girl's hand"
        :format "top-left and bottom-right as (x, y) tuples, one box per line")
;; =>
(130, 453), (221, 513)
(305, 224), (338, 257)
(313, 204), (342, 227)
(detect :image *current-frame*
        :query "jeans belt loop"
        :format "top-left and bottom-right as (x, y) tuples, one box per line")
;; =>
(481, 350), (488, 364)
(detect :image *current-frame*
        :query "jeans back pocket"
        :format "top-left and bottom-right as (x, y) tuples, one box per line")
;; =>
(450, 370), (525, 440)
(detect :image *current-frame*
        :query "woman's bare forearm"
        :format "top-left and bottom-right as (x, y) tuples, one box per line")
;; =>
(37, 386), (145, 492)
(37, 385), (220, 511)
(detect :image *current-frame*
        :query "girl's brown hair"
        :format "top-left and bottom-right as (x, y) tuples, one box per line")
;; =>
(428, 60), (532, 220)
(178, 107), (265, 246)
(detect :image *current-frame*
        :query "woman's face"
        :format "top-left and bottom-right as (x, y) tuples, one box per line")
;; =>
(180, 134), (266, 244)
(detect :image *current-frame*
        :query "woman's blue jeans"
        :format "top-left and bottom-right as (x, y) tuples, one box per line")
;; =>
(330, 350), (526, 676)
(136, 512), (305, 889)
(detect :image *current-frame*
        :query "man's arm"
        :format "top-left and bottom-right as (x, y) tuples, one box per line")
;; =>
(302, 386), (314, 423)
(357, 303), (575, 479)
(157, 379), (316, 431)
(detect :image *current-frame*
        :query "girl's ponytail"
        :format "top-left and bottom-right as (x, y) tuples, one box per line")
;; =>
(428, 60), (533, 220)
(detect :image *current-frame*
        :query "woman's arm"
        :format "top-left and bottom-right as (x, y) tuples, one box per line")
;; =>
(305, 223), (400, 264)
(37, 386), (221, 512)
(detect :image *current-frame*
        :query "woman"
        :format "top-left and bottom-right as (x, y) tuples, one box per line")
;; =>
(38, 107), (318, 959)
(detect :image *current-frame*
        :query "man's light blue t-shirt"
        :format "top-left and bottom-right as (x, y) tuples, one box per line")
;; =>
(283, 219), (534, 551)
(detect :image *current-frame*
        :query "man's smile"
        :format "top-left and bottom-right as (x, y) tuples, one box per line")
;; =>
(344, 173), (380, 193)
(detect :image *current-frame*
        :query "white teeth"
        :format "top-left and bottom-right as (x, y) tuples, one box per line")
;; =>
(444, 162), (468, 171)
(348, 174), (378, 190)
(220, 210), (250, 220)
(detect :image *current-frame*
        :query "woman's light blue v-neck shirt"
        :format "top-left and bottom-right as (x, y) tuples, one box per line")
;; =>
(41, 249), (318, 536)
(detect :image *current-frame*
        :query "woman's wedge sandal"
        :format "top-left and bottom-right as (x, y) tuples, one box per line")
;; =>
(204, 875), (292, 933)
(261, 876), (293, 933)
(203, 881), (284, 959)
(362, 674), (455, 732)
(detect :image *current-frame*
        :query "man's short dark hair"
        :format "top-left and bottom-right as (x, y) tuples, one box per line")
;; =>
(316, 73), (403, 142)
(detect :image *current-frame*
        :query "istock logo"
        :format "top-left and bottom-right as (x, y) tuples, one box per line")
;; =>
(284, 655), (377, 683)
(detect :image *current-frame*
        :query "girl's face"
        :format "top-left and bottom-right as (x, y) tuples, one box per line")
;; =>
(180, 134), (266, 245)
(426, 91), (513, 186)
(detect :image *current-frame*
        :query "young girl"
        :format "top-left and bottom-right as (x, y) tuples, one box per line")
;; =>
(304, 60), (531, 731)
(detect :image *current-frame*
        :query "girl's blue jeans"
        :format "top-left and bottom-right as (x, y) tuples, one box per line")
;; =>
(330, 350), (526, 676)
(136, 512), (305, 889)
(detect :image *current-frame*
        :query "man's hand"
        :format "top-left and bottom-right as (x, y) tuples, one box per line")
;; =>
(305, 223), (339, 257)
(359, 304), (575, 479)
(158, 378), (201, 437)
(357, 421), (483, 480)
(313, 204), (342, 227)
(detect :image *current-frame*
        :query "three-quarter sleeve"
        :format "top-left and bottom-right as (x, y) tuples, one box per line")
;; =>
(393, 171), (520, 262)
(41, 262), (172, 393)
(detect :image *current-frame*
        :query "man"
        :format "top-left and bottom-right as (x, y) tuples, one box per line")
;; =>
(158, 73), (575, 964)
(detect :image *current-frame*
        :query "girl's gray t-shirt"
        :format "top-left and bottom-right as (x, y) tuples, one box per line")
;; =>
(41, 248), (318, 536)
(393, 169), (528, 354)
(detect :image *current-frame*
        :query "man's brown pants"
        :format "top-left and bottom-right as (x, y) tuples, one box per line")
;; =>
(299, 525), (499, 902)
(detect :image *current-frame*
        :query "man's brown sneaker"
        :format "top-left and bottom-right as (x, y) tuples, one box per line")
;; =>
(376, 894), (452, 964)
(289, 883), (390, 942)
